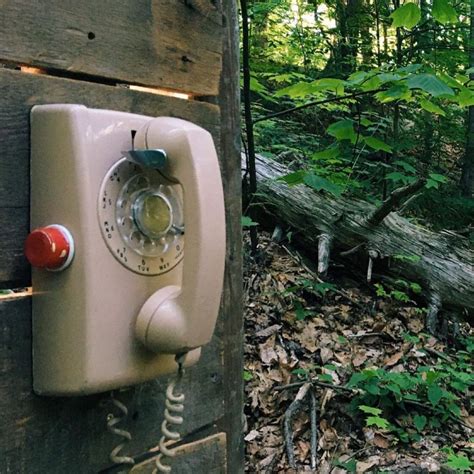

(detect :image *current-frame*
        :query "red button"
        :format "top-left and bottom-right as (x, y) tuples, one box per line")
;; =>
(25, 226), (71, 269)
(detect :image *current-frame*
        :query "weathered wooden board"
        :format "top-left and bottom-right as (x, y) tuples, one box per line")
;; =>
(0, 68), (220, 286)
(0, 296), (224, 473)
(130, 433), (226, 473)
(216, 1), (244, 473)
(0, 0), (223, 96)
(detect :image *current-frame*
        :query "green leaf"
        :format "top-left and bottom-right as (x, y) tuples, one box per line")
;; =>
(386, 171), (414, 184)
(274, 81), (314, 98)
(413, 414), (427, 432)
(359, 405), (382, 416)
(366, 416), (390, 429)
(363, 135), (392, 152)
(311, 78), (346, 95)
(318, 373), (334, 382)
(406, 74), (454, 97)
(312, 146), (340, 160)
(432, 0), (458, 24)
(250, 76), (267, 94)
(390, 3), (421, 29)
(446, 453), (472, 472)
(420, 98), (446, 116)
(304, 173), (343, 196)
(279, 170), (306, 186)
(426, 179), (440, 189)
(243, 370), (253, 381)
(327, 119), (356, 143)
(457, 88), (474, 107)
(347, 71), (369, 85)
(347, 372), (369, 387)
(366, 382), (381, 395)
(377, 73), (402, 83)
(428, 173), (448, 183)
(375, 84), (411, 103)
(398, 64), (423, 74)
(427, 384), (443, 405)
(241, 216), (258, 228)
(360, 118), (374, 127)
(394, 160), (417, 173)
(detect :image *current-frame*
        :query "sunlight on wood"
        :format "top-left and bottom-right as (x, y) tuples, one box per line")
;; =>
(129, 85), (191, 100)
(20, 66), (45, 75)
(0, 287), (32, 300)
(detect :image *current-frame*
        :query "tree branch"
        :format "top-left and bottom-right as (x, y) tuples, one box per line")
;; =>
(366, 178), (426, 225)
(253, 89), (384, 124)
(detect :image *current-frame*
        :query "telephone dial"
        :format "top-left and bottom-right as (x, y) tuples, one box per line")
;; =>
(25, 105), (225, 396)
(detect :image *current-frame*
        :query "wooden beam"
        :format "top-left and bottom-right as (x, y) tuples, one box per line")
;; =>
(130, 433), (226, 473)
(216, 1), (244, 473)
(0, 0), (222, 96)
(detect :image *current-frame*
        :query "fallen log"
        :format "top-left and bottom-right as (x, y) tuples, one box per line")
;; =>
(248, 153), (474, 323)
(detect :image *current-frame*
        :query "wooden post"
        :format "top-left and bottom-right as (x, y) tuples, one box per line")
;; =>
(0, 1), (242, 472)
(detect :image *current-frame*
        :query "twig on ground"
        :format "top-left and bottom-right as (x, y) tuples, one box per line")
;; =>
(283, 382), (312, 469)
(310, 388), (318, 470)
(276, 379), (355, 394)
(423, 346), (452, 362)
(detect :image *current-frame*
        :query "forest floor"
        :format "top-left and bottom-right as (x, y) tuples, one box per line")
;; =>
(243, 232), (473, 473)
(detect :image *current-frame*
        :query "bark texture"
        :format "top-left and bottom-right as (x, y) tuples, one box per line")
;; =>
(250, 154), (474, 320)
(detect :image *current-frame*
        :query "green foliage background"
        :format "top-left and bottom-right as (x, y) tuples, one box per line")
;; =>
(242, 0), (474, 232)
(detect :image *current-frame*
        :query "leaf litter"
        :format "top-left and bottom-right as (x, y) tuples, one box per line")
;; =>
(243, 232), (473, 473)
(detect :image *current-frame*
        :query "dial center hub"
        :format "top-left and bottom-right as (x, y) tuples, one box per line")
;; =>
(133, 192), (172, 238)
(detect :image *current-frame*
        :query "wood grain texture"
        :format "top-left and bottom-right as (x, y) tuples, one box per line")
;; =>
(0, 0), (223, 96)
(216, 2), (245, 473)
(130, 433), (226, 473)
(0, 297), (224, 473)
(0, 68), (219, 286)
(0, 209), (29, 285)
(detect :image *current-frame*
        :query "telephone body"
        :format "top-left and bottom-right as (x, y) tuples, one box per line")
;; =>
(27, 105), (225, 396)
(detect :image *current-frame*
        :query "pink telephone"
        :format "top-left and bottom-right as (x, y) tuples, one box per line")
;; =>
(25, 105), (225, 396)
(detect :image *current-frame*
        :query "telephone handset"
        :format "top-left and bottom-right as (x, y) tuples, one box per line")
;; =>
(133, 118), (225, 354)
(25, 105), (225, 395)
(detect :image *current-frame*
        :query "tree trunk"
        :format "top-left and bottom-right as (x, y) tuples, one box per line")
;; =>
(460, 2), (474, 197)
(249, 153), (474, 321)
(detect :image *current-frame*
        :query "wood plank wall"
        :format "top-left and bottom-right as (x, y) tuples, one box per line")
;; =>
(0, 1), (242, 472)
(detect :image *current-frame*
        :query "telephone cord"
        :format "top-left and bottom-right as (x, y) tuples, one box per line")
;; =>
(155, 356), (186, 473)
(107, 394), (135, 466)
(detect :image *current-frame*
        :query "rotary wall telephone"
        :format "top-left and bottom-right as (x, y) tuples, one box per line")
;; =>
(24, 105), (225, 470)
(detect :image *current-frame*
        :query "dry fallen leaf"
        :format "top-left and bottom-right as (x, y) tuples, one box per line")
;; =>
(384, 350), (404, 367)
(259, 335), (278, 365)
(244, 429), (260, 442)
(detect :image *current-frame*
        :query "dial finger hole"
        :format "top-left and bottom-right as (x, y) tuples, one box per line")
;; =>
(121, 217), (133, 231)
(130, 230), (142, 244)
(143, 237), (155, 253)
(135, 176), (149, 189)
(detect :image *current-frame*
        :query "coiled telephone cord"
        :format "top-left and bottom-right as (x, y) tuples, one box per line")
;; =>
(107, 393), (135, 466)
(155, 355), (186, 473)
